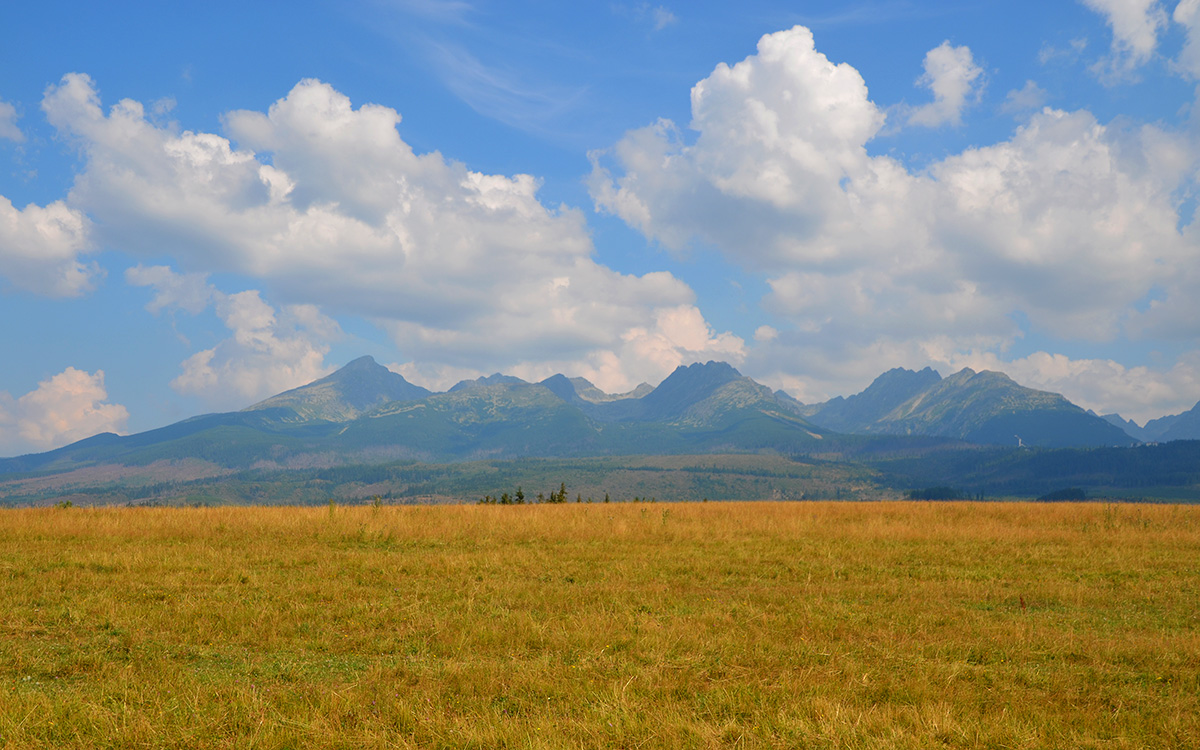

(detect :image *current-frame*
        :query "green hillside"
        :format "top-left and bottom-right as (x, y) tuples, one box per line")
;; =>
(245, 355), (432, 422)
(806, 367), (1135, 448)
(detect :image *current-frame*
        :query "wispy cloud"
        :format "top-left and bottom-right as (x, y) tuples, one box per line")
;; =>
(1000, 80), (1048, 115)
(652, 6), (678, 31)
(425, 40), (589, 135)
(356, 0), (593, 139)
(1038, 37), (1088, 66)
(0, 99), (24, 143)
(612, 4), (679, 33)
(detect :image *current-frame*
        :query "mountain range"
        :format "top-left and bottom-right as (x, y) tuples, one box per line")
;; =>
(0, 358), (826, 473)
(1099, 404), (1200, 443)
(796, 366), (1136, 448)
(3, 356), (1195, 478)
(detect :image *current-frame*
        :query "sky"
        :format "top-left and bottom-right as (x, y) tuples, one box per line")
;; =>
(3, 0), (1200, 456)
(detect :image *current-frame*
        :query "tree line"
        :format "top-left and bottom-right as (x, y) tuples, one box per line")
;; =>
(479, 483), (662, 505)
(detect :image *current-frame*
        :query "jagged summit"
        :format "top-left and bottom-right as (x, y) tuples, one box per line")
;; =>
(1142, 399), (1200, 442)
(449, 373), (528, 392)
(2, 356), (1164, 475)
(1098, 412), (1147, 442)
(246, 355), (431, 422)
(804, 365), (1135, 448)
(537, 373), (580, 403)
(341, 355), (383, 370)
(809, 366), (943, 432)
(635, 361), (743, 419)
(880, 365), (942, 382)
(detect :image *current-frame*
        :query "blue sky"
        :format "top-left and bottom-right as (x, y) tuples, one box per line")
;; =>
(3, 0), (1200, 455)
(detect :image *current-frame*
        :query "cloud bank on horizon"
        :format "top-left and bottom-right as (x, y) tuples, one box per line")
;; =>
(1, 0), (1199, 454)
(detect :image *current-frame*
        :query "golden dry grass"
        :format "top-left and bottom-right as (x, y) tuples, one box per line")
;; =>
(1, 501), (1197, 748)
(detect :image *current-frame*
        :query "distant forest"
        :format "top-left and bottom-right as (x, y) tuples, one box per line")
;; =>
(4, 441), (1199, 508)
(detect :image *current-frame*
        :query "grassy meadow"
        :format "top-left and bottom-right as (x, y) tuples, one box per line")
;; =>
(1, 501), (1198, 748)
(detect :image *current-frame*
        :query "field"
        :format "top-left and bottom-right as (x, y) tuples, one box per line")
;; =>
(1, 502), (1198, 748)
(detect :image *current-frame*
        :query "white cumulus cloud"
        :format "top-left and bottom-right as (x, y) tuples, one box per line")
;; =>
(43, 74), (740, 395)
(173, 292), (337, 409)
(908, 41), (984, 127)
(1173, 0), (1200, 78)
(1081, 0), (1168, 81)
(0, 368), (129, 454)
(125, 264), (213, 314)
(0, 196), (98, 296)
(589, 25), (888, 258)
(591, 23), (1200, 416)
(393, 303), (743, 394)
(126, 265), (339, 410)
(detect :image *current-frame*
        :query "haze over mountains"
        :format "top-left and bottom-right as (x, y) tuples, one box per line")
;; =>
(1099, 405), (1200, 443)
(250, 356), (433, 422)
(243, 356), (1196, 450)
(4, 354), (1195, 479)
(5, 355), (1200, 507)
(797, 366), (1137, 448)
(0, 358), (827, 472)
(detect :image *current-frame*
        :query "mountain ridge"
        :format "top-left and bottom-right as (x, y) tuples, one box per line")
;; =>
(246, 355), (431, 422)
(801, 366), (1135, 448)
(0, 357), (1180, 474)
(0, 360), (830, 471)
(1146, 400), (1200, 441)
